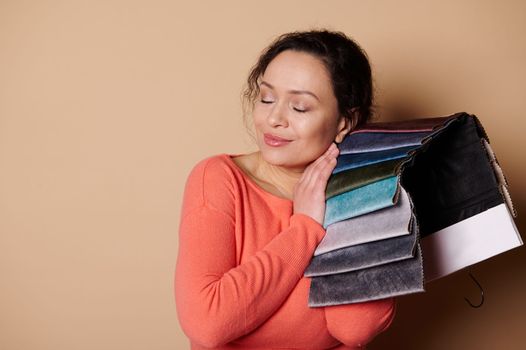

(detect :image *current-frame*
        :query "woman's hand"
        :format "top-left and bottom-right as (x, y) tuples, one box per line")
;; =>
(292, 142), (339, 225)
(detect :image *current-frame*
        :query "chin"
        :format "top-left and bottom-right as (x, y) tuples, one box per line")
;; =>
(259, 148), (289, 165)
(259, 146), (310, 169)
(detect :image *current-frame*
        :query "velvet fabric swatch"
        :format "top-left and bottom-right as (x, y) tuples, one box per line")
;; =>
(308, 242), (425, 307)
(349, 113), (461, 134)
(305, 214), (417, 277)
(316, 186), (413, 256)
(332, 145), (418, 174)
(323, 175), (400, 228)
(338, 131), (431, 154)
(326, 158), (403, 199)
(400, 114), (504, 236)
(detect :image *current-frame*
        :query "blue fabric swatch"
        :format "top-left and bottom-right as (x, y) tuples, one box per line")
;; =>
(323, 175), (399, 228)
(339, 131), (432, 154)
(333, 145), (419, 174)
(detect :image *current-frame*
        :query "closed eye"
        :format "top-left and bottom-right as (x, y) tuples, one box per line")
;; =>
(260, 99), (306, 113)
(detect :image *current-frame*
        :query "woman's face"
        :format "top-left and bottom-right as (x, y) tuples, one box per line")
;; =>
(253, 49), (350, 170)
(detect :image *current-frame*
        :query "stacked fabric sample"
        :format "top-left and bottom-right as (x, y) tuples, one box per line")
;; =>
(306, 112), (522, 308)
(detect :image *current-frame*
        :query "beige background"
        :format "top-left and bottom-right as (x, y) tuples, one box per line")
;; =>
(1, 0), (525, 349)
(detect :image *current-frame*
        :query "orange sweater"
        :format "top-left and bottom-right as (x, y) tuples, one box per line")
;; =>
(174, 153), (396, 350)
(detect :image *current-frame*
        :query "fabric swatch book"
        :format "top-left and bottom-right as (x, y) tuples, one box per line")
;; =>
(306, 111), (523, 307)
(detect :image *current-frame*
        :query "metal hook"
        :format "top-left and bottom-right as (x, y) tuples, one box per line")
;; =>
(464, 270), (485, 308)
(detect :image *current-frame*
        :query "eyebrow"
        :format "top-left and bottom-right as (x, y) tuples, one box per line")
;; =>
(260, 80), (320, 101)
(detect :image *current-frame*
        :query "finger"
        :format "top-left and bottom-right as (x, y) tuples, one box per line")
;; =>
(306, 143), (337, 174)
(312, 144), (339, 174)
(298, 143), (338, 187)
(323, 156), (338, 179)
(304, 149), (338, 190)
(300, 149), (332, 186)
(318, 154), (338, 185)
(310, 143), (338, 173)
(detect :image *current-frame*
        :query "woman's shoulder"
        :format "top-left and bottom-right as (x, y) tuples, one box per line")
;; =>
(187, 153), (244, 182)
(181, 153), (247, 218)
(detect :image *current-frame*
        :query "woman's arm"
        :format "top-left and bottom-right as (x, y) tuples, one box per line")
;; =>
(325, 297), (397, 348)
(174, 158), (326, 348)
(175, 207), (324, 348)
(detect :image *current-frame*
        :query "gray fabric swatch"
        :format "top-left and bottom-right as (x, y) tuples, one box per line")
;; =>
(308, 241), (425, 307)
(305, 217), (417, 277)
(315, 186), (413, 256)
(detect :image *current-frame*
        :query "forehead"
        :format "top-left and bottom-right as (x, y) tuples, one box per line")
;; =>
(261, 50), (332, 94)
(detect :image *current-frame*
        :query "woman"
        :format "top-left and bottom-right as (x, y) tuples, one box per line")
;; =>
(174, 29), (396, 350)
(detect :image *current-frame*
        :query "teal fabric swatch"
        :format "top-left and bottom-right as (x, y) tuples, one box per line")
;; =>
(323, 175), (399, 228)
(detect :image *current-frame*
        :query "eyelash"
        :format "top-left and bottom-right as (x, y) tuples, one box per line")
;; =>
(260, 99), (307, 113)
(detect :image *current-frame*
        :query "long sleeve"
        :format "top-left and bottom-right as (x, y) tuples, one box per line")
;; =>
(325, 297), (397, 348)
(174, 157), (326, 348)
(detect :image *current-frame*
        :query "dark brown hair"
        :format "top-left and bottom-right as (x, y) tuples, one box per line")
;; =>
(241, 29), (375, 137)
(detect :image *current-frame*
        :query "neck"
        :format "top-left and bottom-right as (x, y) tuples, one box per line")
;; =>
(253, 151), (305, 199)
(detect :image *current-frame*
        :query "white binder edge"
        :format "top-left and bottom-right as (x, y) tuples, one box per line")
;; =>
(421, 203), (523, 282)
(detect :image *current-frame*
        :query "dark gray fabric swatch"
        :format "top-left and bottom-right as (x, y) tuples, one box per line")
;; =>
(308, 242), (425, 307)
(305, 215), (417, 277)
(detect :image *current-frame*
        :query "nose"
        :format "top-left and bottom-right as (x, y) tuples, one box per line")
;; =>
(266, 101), (289, 127)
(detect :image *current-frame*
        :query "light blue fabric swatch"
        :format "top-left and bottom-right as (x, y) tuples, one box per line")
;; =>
(323, 175), (400, 228)
(316, 186), (413, 255)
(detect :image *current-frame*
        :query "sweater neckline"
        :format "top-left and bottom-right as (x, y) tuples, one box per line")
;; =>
(221, 153), (294, 206)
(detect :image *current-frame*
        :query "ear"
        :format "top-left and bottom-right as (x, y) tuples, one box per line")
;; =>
(334, 108), (359, 144)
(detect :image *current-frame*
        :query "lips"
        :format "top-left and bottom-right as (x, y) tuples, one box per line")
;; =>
(264, 133), (291, 142)
(263, 133), (292, 147)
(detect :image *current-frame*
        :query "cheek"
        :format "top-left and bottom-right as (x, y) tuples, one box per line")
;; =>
(295, 118), (334, 142)
(252, 105), (267, 126)
(251, 110), (263, 130)
(252, 116), (266, 136)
